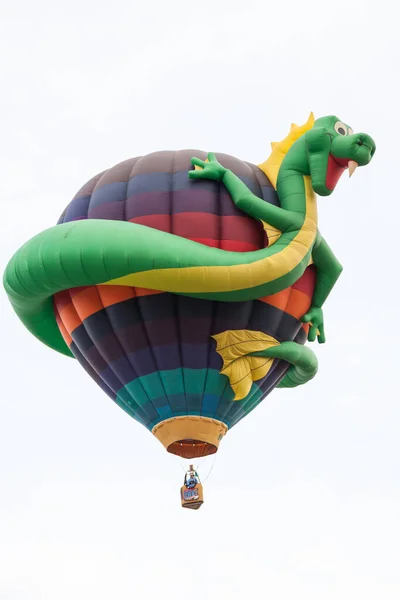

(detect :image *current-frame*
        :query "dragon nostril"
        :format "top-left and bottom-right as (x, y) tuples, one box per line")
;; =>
(357, 139), (364, 146)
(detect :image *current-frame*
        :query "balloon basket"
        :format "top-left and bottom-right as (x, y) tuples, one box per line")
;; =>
(180, 483), (204, 510)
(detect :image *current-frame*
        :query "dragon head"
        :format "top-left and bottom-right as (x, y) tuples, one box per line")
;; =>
(305, 115), (376, 196)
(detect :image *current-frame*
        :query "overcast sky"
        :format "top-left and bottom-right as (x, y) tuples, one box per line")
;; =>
(0, 1), (399, 598)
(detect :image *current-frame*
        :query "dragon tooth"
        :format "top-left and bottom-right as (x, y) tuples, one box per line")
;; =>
(348, 160), (358, 177)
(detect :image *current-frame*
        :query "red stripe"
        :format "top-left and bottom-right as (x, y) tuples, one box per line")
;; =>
(130, 213), (264, 246)
(53, 289), (72, 311)
(292, 265), (316, 295)
(130, 214), (170, 232)
(221, 215), (264, 246)
(185, 238), (260, 252)
(172, 212), (218, 239)
(187, 237), (219, 248)
(220, 240), (259, 252)
(69, 286), (90, 298)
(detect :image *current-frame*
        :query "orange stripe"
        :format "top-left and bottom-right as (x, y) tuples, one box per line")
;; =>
(71, 288), (104, 321)
(285, 288), (313, 319)
(55, 313), (73, 346)
(96, 285), (135, 307)
(69, 286), (90, 298)
(54, 304), (73, 346)
(96, 285), (162, 307)
(55, 285), (165, 339)
(133, 287), (163, 298)
(258, 287), (312, 319)
(69, 286), (163, 319)
(58, 303), (82, 334)
(258, 288), (291, 312)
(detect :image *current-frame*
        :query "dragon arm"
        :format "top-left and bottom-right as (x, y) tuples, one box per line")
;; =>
(190, 155), (304, 232)
(301, 233), (343, 343)
(221, 170), (303, 232)
(311, 233), (343, 307)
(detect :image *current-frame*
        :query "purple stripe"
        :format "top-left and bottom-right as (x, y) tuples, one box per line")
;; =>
(65, 194), (91, 221)
(80, 317), (214, 365)
(71, 342), (117, 399)
(88, 201), (125, 220)
(90, 181), (128, 210)
(71, 299), (302, 365)
(98, 342), (221, 387)
(125, 188), (247, 220)
(61, 216), (87, 223)
(62, 170), (275, 222)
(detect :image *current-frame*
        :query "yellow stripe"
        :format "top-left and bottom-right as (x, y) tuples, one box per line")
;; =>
(105, 177), (317, 293)
(261, 220), (282, 247)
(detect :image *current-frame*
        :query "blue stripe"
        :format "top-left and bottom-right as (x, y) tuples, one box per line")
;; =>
(68, 171), (275, 214)
(156, 405), (174, 420)
(65, 194), (91, 221)
(90, 181), (128, 210)
(99, 363), (289, 432)
(201, 393), (220, 415)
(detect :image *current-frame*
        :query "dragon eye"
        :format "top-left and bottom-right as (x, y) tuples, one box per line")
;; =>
(348, 127), (354, 135)
(334, 121), (348, 136)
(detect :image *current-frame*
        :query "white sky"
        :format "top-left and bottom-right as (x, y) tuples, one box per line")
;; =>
(0, 1), (399, 598)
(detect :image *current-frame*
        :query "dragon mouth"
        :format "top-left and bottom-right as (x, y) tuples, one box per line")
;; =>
(326, 155), (358, 191)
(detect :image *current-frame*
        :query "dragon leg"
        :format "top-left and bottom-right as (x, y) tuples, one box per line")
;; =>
(252, 341), (318, 388)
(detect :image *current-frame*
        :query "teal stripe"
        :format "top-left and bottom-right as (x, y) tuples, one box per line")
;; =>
(117, 368), (211, 404)
(115, 367), (268, 431)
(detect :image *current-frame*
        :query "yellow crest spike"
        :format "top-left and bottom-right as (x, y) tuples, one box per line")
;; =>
(258, 112), (316, 189)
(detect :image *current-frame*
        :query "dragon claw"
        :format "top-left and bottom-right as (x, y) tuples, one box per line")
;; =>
(188, 153), (226, 181)
(301, 307), (325, 343)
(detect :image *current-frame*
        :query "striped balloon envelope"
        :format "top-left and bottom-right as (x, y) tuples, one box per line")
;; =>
(54, 150), (316, 459)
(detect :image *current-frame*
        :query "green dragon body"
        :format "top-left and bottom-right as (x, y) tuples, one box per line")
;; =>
(3, 115), (375, 389)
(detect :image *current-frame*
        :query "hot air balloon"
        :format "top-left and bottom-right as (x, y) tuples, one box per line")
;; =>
(3, 113), (376, 507)
(50, 147), (317, 458)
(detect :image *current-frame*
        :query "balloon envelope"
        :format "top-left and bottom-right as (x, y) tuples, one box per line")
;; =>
(54, 150), (316, 458)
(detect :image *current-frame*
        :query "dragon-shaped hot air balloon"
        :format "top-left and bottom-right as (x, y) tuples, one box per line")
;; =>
(3, 113), (375, 507)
